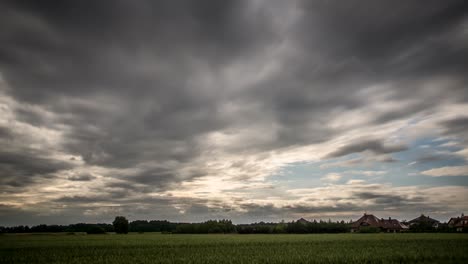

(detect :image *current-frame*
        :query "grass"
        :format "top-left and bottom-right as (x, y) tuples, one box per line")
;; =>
(1, 233), (467, 263)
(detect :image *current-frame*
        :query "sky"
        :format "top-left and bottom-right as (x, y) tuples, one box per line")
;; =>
(1, 0), (468, 226)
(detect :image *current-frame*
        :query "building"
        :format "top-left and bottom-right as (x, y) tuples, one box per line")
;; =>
(351, 213), (408, 233)
(407, 214), (440, 229)
(380, 218), (409, 232)
(448, 213), (468, 232)
(351, 213), (380, 232)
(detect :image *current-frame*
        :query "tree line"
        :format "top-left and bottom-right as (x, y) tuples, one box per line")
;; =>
(1, 217), (462, 234)
(0, 218), (349, 234)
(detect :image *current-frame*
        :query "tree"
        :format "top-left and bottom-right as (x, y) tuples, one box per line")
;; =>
(113, 216), (129, 234)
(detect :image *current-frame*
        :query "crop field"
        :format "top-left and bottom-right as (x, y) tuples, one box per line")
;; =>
(1, 233), (468, 263)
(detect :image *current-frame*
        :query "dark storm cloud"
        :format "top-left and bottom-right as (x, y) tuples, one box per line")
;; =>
(439, 117), (468, 152)
(0, 126), (13, 139)
(127, 168), (177, 186)
(354, 192), (424, 207)
(326, 139), (407, 158)
(12, 106), (53, 128)
(371, 101), (434, 124)
(0, 0), (282, 173)
(54, 192), (172, 205)
(297, 0), (468, 80)
(236, 0), (468, 150)
(441, 117), (468, 135)
(415, 153), (462, 164)
(237, 191), (436, 219)
(67, 173), (95, 182)
(94, 166), (209, 195)
(1, 0), (468, 224)
(0, 0), (272, 100)
(282, 203), (359, 214)
(0, 151), (73, 188)
(54, 195), (104, 204)
(1, 0), (466, 166)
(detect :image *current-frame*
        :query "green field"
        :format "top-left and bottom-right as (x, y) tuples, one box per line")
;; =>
(1, 233), (467, 263)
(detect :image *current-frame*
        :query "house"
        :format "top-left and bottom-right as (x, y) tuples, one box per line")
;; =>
(350, 213), (381, 232)
(380, 218), (408, 232)
(351, 213), (408, 233)
(296, 218), (310, 225)
(407, 214), (440, 229)
(448, 213), (468, 232)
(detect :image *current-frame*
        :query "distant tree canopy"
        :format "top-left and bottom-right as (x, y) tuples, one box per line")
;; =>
(129, 220), (178, 233)
(175, 220), (236, 234)
(0, 223), (113, 234)
(0, 217), (458, 234)
(237, 222), (286, 234)
(86, 225), (107, 234)
(113, 216), (129, 234)
(286, 220), (350, 234)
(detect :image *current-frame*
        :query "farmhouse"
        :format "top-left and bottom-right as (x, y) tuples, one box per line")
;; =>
(448, 213), (468, 232)
(407, 214), (440, 229)
(350, 213), (408, 233)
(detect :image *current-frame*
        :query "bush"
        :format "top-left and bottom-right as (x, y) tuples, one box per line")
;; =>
(86, 226), (106, 234)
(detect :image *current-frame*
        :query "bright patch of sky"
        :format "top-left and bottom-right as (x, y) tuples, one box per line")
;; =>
(270, 136), (468, 191)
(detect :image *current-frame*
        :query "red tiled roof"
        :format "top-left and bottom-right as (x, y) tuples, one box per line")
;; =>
(351, 214), (381, 228)
(455, 217), (468, 228)
(408, 214), (439, 224)
(449, 215), (468, 228)
(351, 214), (407, 230)
(381, 219), (408, 230)
(297, 218), (309, 224)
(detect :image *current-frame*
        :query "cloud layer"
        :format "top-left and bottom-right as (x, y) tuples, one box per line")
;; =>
(1, 0), (468, 225)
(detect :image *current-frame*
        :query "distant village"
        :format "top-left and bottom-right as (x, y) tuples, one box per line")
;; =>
(347, 213), (468, 233)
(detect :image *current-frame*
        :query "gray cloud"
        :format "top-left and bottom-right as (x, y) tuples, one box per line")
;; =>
(67, 173), (95, 182)
(54, 195), (105, 204)
(0, 151), (73, 188)
(0, 126), (13, 139)
(297, 0), (468, 81)
(439, 117), (468, 160)
(326, 139), (407, 158)
(0, 0), (468, 224)
(441, 117), (468, 135)
(354, 192), (423, 207)
(415, 153), (462, 164)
